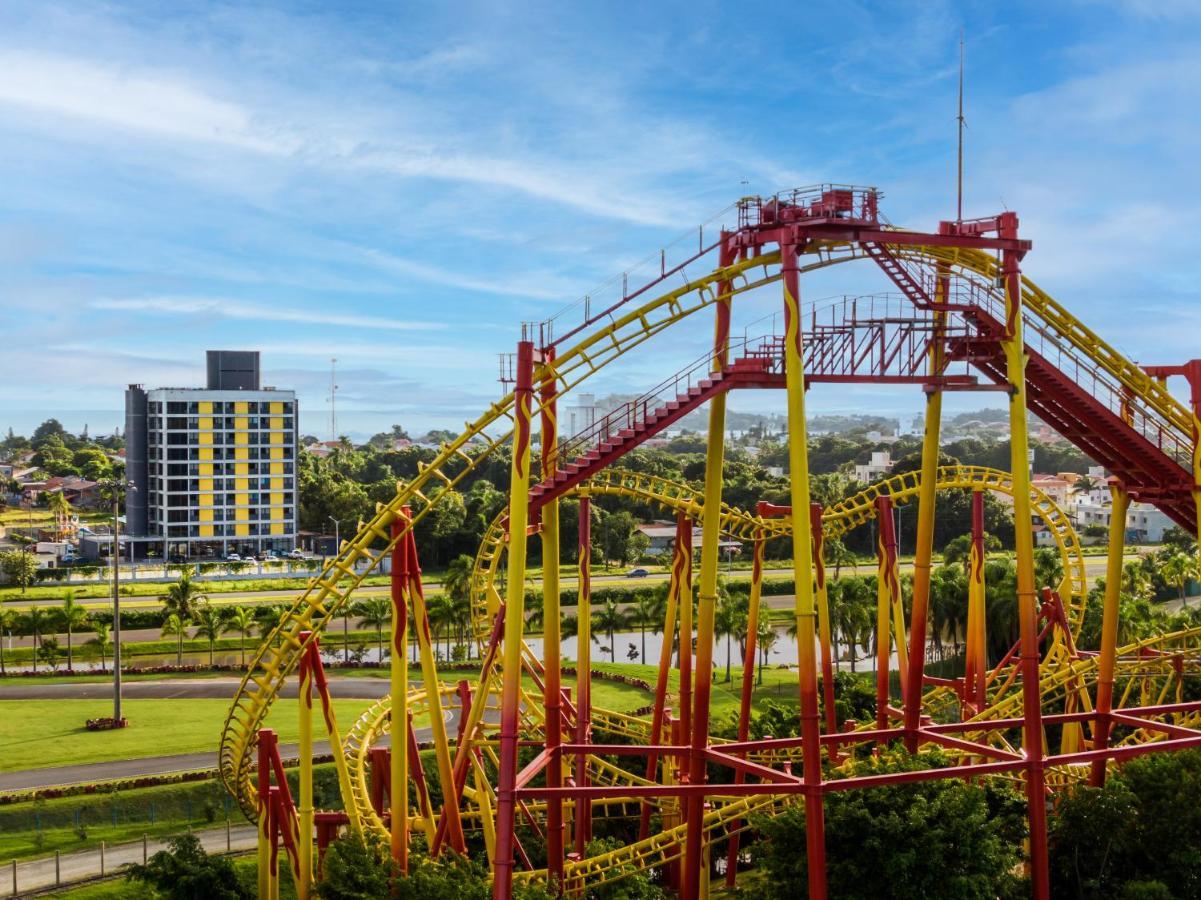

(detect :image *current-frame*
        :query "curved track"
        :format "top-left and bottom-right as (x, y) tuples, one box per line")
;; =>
(221, 192), (1201, 891)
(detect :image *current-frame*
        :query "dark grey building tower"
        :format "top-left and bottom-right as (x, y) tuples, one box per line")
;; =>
(206, 350), (261, 391)
(124, 384), (149, 537)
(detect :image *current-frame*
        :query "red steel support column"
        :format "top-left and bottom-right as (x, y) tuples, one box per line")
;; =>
(780, 239), (827, 900)
(723, 533), (764, 886)
(677, 512), (694, 749)
(639, 510), (687, 841)
(493, 340), (535, 900)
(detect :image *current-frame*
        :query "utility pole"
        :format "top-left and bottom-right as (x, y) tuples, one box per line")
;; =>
(956, 29), (966, 224)
(101, 479), (134, 722)
(329, 358), (339, 442)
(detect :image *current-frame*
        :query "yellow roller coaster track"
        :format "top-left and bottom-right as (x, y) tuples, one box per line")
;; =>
(219, 233), (1194, 837)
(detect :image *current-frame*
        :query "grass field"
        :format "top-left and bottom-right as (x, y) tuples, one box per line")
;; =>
(40, 854), (282, 899)
(0, 698), (377, 772)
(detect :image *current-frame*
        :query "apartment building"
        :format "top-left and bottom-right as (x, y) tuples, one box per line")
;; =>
(124, 351), (298, 560)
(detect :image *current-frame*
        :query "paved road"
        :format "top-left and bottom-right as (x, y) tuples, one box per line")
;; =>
(0, 676), (392, 701)
(10, 823), (257, 895)
(0, 677), (458, 792)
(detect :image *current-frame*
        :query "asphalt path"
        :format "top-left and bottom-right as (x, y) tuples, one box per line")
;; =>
(12, 823), (258, 893)
(0, 676), (466, 792)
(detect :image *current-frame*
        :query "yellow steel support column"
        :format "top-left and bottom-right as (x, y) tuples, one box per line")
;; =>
(963, 490), (988, 714)
(681, 237), (734, 899)
(539, 348), (566, 885)
(389, 522), (409, 872)
(493, 339), (535, 900)
(903, 295), (945, 751)
(257, 730), (272, 900)
(575, 496), (593, 853)
(780, 239), (827, 900)
(297, 635), (315, 899)
(999, 222), (1050, 900)
(1090, 482), (1130, 787)
(405, 531), (465, 853)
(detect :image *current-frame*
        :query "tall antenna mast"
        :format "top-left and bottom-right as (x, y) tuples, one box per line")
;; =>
(956, 29), (966, 224)
(329, 358), (339, 441)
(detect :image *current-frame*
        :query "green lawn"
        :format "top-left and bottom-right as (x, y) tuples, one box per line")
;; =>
(0, 698), (376, 772)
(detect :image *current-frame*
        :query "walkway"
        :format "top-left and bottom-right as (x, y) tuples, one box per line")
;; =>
(7, 823), (257, 896)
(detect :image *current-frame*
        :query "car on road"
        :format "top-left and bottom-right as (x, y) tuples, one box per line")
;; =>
(626, 567), (650, 578)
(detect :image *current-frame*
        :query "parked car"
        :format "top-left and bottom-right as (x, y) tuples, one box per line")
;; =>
(626, 567), (650, 578)
(225, 553), (242, 562)
(287, 549), (306, 560)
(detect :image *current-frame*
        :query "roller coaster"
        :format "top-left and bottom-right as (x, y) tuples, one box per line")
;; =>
(219, 185), (1201, 899)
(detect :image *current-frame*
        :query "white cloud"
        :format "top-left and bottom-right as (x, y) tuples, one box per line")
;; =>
(0, 49), (680, 226)
(91, 296), (445, 331)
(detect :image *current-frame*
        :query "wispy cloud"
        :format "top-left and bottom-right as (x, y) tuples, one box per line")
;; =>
(91, 297), (445, 331)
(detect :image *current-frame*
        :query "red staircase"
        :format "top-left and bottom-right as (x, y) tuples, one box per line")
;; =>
(868, 248), (1195, 529)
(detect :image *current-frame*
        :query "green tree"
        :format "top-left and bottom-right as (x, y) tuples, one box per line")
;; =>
(192, 604), (224, 667)
(1, 549), (39, 593)
(749, 752), (1023, 899)
(0, 607), (17, 675)
(715, 590), (748, 682)
(354, 597), (392, 662)
(161, 568), (206, 624)
(127, 833), (249, 899)
(21, 606), (51, 672)
(1161, 551), (1198, 605)
(37, 637), (60, 670)
(161, 613), (189, 667)
(594, 599), (630, 663)
(57, 591), (89, 670)
(88, 621), (113, 672)
(630, 593), (665, 665)
(222, 606), (257, 668)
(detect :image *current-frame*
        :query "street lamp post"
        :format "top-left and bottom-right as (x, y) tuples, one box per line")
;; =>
(328, 516), (348, 662)
(101, 480), (135, 723)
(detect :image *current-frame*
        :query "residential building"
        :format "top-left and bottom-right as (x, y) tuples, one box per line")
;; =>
(854, 451), (893, 483)
(123, 350), (298, 560)
(1072, 497), (1175, 543)
(1030, 474), (1071, 508)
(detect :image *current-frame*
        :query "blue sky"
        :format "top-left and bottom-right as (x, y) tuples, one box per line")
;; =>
(2, 0), (1200, 441)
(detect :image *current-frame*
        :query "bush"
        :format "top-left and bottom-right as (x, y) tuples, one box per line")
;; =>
(747, 752), (1024, 900)
(1050, 749), (1201, 898)
(128, 833), (249, 899)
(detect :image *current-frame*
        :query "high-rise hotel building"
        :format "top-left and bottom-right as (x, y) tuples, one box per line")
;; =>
(124, 351), (299, 559)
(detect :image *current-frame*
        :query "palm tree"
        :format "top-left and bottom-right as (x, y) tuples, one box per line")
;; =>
(223, 606), (257, 668)
(756, 617), (778, 685)
(192, 604), (224, 668)
(824, 537), (857, 580)
(354, 597), (392, 662)
(161, 568), (206, 625)
(630, 593), (666, 664)
(425, 593), (457, 661)
(88, 621), (113, 672)
(161, 613), (188, 666)
(45, 490), (72, 538)
(1122, 559), (1153, 602)
(715, 592), (748, 683)
(442, 554), (474, 606)
(0, 607), (17, 675)
(22, 607), (50, 673)
(593, 600), (630, 664)
(1162, 552), (1199, 606)
(58, 591), (89, 671)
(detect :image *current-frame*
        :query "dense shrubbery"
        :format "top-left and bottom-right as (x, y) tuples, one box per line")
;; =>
(745, 751), (1026, 900)
(1049, 749), (1201, 898)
